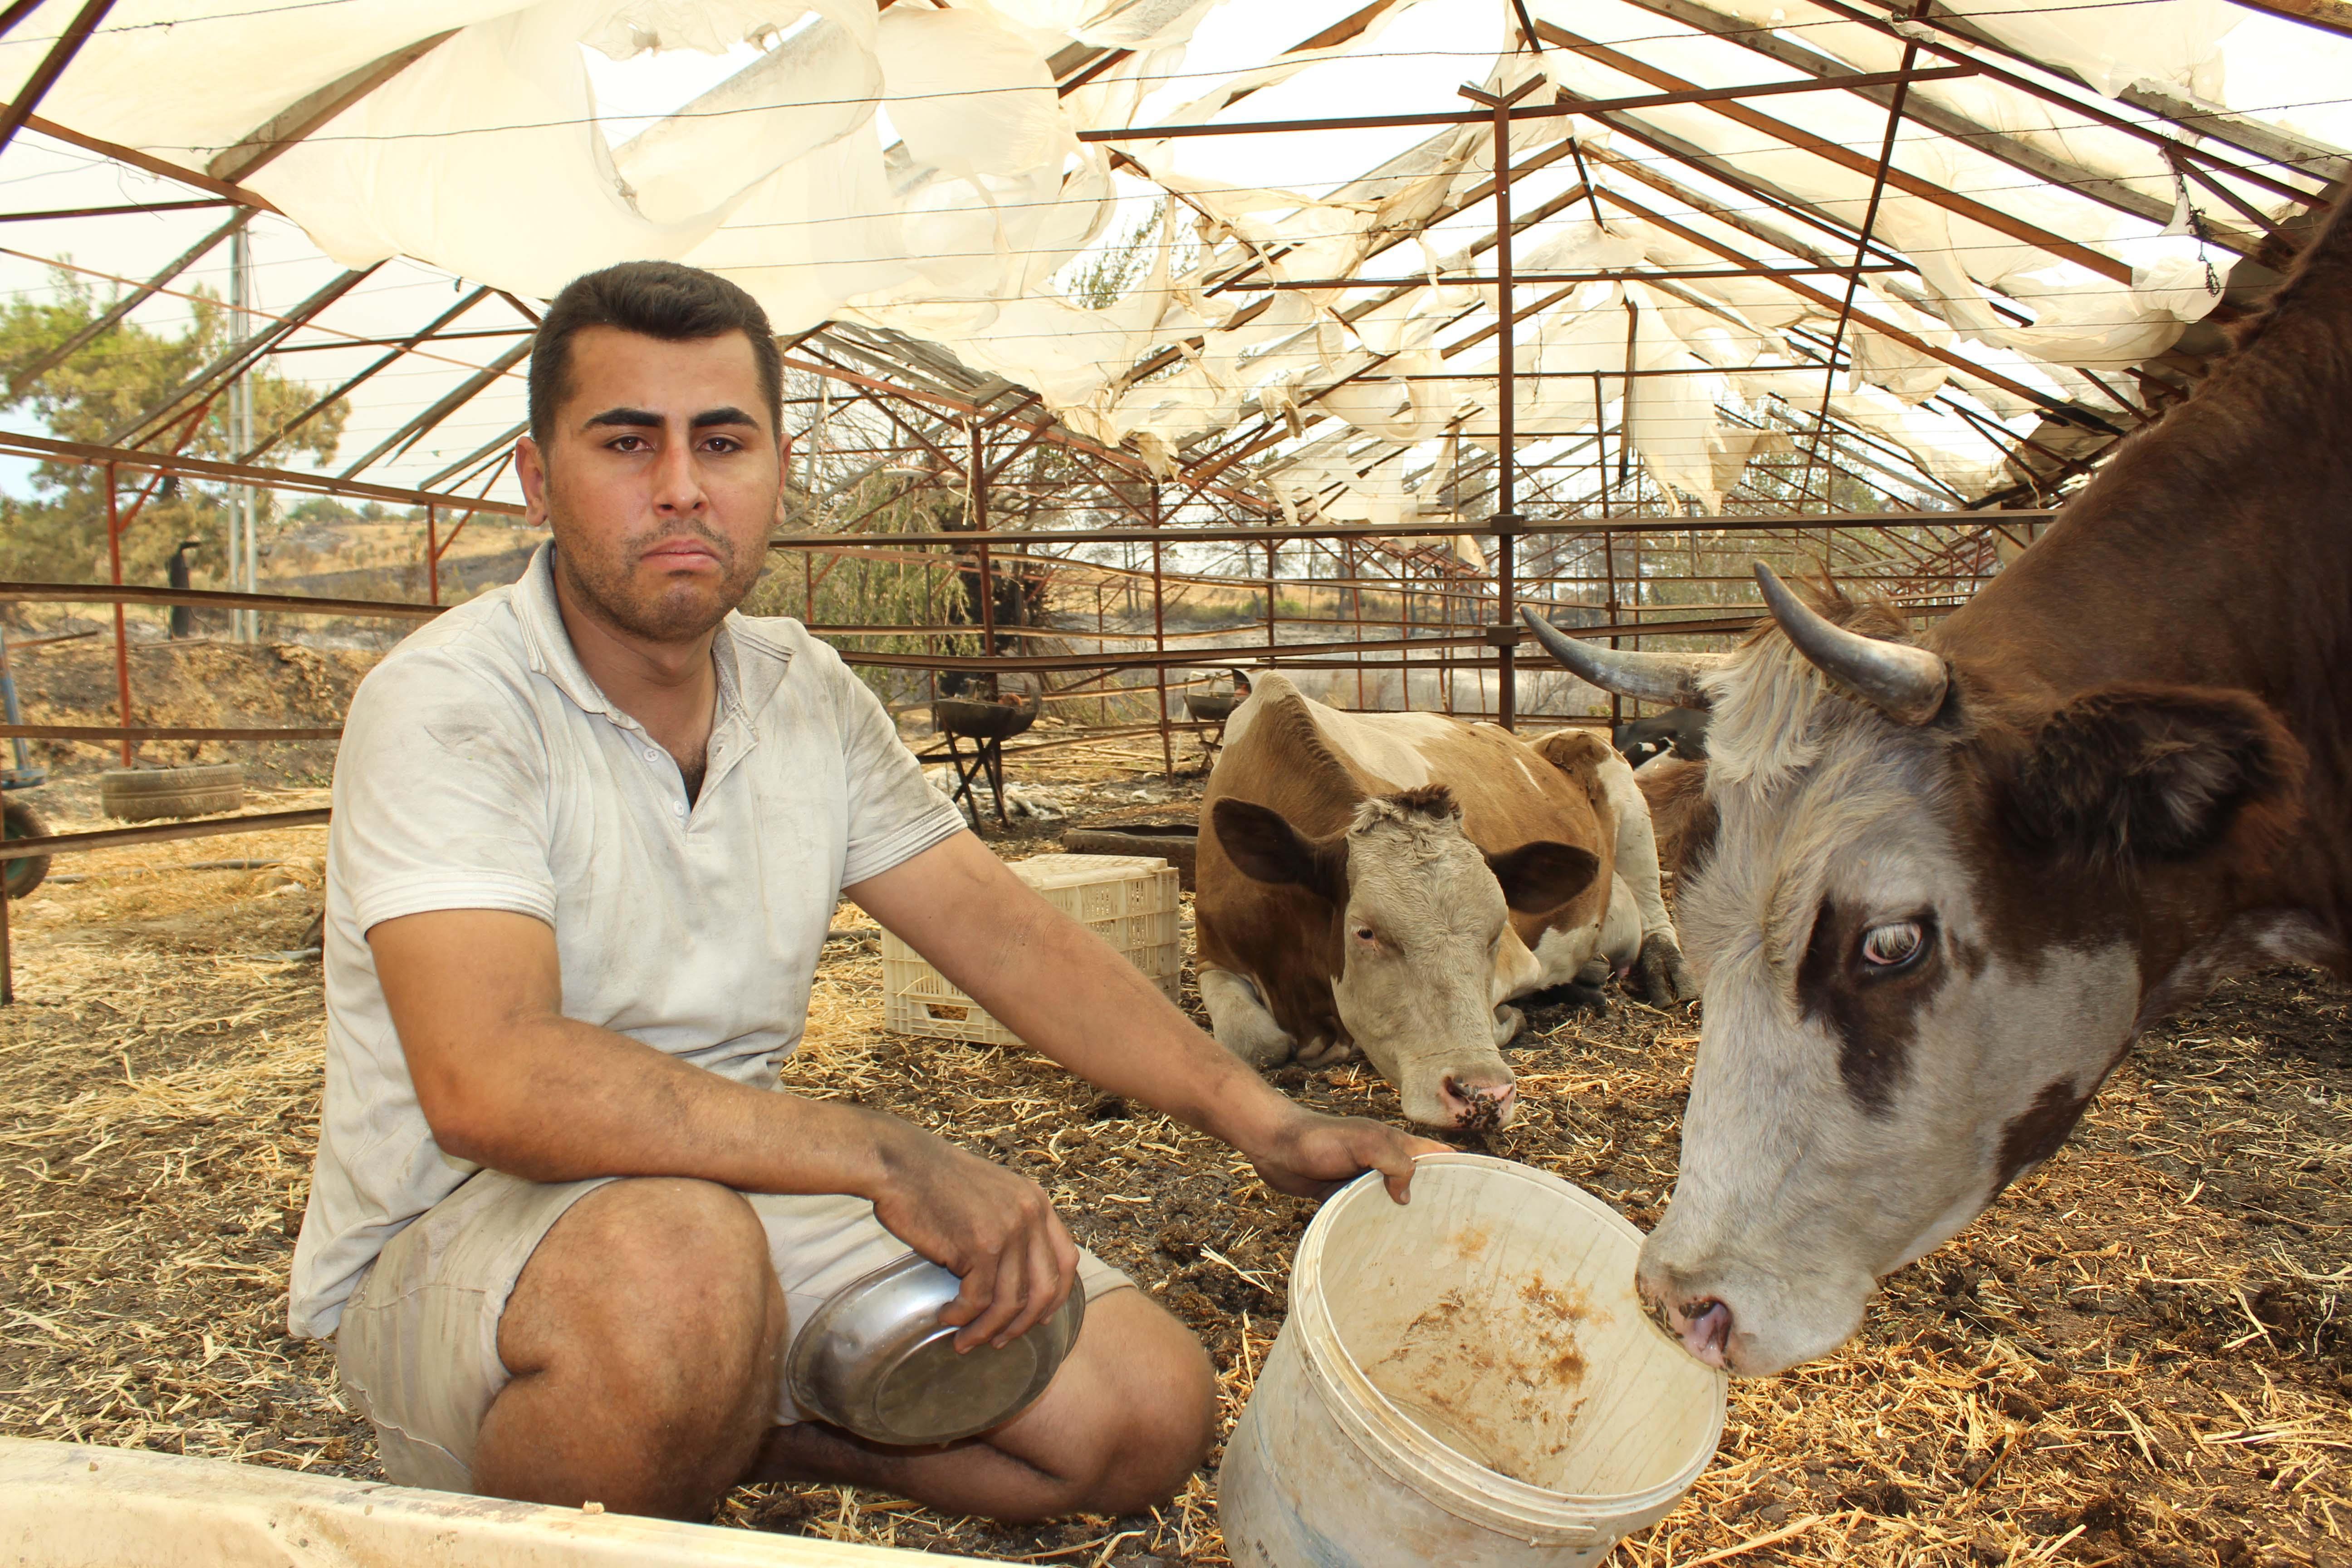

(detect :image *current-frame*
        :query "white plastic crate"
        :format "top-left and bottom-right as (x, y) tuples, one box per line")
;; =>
(882, 854), (1183, 1045)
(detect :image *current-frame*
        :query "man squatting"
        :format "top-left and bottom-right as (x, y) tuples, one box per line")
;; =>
(287, 261), (1444, 1522)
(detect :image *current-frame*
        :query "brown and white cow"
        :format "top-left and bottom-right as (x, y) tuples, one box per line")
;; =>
(1195, 671), (1695, 1129)
(1521, 187), (2352, 1376)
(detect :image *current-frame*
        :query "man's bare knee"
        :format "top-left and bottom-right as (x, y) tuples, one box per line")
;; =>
(1017, 1291), (1216, 1518)
(1085, 1333), (1216, 1515)
(502, 1178), (772, 1381)
(478, 1178), (778, 1516)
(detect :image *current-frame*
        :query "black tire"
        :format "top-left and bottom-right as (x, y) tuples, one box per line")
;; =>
(4, 799), (49, 900)
(100, 763), (245, 823)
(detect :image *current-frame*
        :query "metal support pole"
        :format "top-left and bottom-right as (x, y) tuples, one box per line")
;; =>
(1440, 571), (1455, 716)
(1495, 87), (1518, 730)
(1150, 483), (1172, 780)
(971, 421), (995, 665)
(425, 504), (440, 606)
(1348, 540), (1366, 709)
(1264, 539), (1278, 663)
(0, 625), (27, 777)
(0, 0), (118, 162)
(1465, 76), (1539, 730)
(1602, 529), (1623, 730)
(0, 863), (13, 1004)
(106, 463), (132, 766)
(1402, 567), (1413, 707)
(230, 225), (258, 643)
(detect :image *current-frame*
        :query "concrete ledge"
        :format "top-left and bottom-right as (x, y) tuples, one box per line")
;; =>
(0, 1436), (974, 1567)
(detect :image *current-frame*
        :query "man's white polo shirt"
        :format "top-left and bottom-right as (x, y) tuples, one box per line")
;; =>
(288, 543), (966, 1338)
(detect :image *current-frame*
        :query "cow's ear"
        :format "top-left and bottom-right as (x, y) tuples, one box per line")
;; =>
(1212, 799), (1347, 902)
(2001, 684), (2302, 864)
(1485, 841), (1600, 914)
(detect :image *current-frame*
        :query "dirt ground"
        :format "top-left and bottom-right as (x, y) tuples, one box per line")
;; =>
(0, 633), (368, 818)
(0, 736), (2347, 1568)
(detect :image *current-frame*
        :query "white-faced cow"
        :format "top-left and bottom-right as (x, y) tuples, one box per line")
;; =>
(1195, 671), (1695, 1130)
(1520, 187), (2352, 1376)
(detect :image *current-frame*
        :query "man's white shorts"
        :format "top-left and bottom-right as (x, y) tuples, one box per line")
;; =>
(333, 1170), (1135, 1492)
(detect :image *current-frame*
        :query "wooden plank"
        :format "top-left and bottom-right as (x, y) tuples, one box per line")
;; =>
(1614, 0), (2259, 251)
(0, 108), (280, 210)
(0, 724), (340, 742)
(765, 507), (2053, 549)
(0, 0), (117, 159)
(0, 579), (441, 618)
(0, 427), (525, 518)
(208, 30), (457, 183)
(1595, 186), (2092, 419)
(1534, 17), (2136, 284)
(1078, 66), (1970, 140)
(0, 809), (331, 862)
(2118, 81), (2352, 180)
(2227, 0), (2352, 39)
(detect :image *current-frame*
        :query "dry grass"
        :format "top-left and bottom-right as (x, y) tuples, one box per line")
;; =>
(2, 770), (2347, 1568)
(0, 793), (370, 1475)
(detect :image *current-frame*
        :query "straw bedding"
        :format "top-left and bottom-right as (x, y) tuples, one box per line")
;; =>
(1, 766), (2346, 1568)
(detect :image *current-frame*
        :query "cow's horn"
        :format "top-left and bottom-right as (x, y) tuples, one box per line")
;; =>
(1518, 606), (1725, 706)
(1754, 563), (1948, 725)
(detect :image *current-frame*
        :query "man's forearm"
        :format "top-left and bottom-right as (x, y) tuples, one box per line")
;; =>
(421, 1015), (911, 1196)
(851, 835), (1297, 1152)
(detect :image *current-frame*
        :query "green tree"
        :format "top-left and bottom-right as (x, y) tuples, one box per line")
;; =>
(0, 269), (349, 587)
(744, 473), (986, 706)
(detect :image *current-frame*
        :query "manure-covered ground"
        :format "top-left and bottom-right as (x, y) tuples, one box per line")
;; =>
(0, 734), (2346, 1568)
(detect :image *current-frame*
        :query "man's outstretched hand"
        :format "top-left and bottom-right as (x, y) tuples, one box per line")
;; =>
(1240, 1106), (1450, 1205)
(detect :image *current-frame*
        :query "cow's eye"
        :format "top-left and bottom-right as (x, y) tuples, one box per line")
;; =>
(1352, 925), (1378, 946)
(1860, 920), (1926, 969)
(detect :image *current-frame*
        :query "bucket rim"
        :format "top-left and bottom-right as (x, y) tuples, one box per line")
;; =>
(1292, 1152), (1727, 1527)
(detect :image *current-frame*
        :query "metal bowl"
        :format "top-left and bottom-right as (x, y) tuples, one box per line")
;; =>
(785, 1253), (1087, 1446)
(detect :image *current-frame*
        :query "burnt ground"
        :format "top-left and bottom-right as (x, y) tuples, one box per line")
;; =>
(0, 635), (368, 827)
(0, 760), (2346, 1567)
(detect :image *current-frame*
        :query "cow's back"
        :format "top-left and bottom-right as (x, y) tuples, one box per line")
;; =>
(1201, 679), (1617, 974)
(1431, 721), (1617, 946)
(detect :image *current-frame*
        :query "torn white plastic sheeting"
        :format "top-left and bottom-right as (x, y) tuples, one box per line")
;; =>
(0, 1436), (969, 1567)
(10, 0), (2346, 524)
(990, 0), (1223, 51)
(1708, 425), (1793, 498)
(5, 0), (521, 154)
(1847, 283), (1955, 406)
(612, 7), (882, 225)
(244, 0), (786, 294)
(877, 7), (1069, 181)
(1941, 0), (2237, 100)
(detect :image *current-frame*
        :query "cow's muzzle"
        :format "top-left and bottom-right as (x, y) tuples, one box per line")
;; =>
(1434, 1073), (1518, 1132)
(1637, 1267), (1734, 1368)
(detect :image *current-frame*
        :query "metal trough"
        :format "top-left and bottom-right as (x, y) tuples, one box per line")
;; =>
(0, 1436), (971, 1568)
(933, 694), (1040, 743)
(1182, 691), (1237, 725)
(1061, 823), (1200, 891)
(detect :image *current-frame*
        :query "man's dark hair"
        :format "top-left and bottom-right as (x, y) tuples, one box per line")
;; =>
(527, 261), (783, 447)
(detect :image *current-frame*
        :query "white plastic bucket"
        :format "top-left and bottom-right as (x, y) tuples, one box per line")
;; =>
(1219, 1154), (1726, 1568)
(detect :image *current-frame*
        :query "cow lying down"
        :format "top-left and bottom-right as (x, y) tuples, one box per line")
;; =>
(1193, 671), (1696, 1130)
